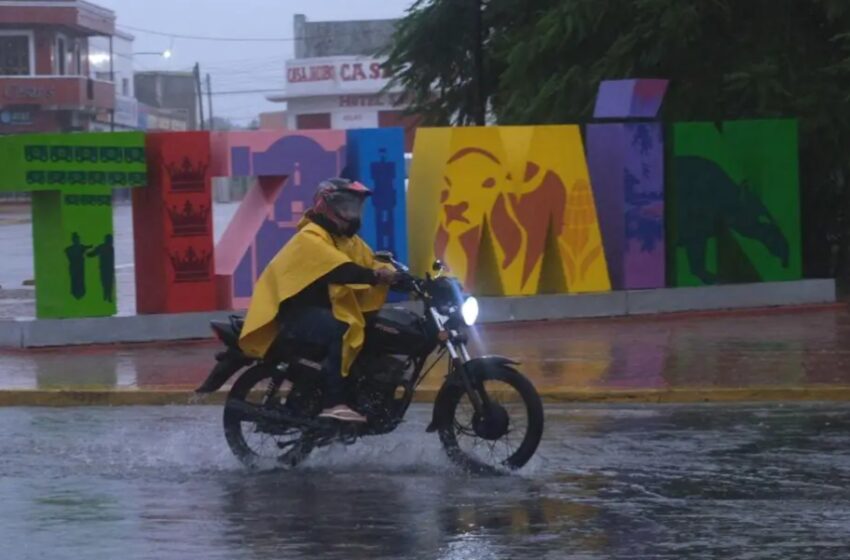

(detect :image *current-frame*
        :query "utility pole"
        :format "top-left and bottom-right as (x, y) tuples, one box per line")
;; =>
(206, 73), (214, 130)
(193, 62), (205, 130)
(109, 35), (115, 132)
(472, 0), (485, 125)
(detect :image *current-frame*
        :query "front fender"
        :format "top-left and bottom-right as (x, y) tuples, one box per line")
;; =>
(426, 355), (519, 433)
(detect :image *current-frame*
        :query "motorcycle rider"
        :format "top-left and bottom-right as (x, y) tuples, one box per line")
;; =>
(239, 178), (398, 423)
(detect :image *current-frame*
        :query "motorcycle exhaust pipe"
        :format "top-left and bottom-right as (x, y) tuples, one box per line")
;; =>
(224, 398), (325, 431)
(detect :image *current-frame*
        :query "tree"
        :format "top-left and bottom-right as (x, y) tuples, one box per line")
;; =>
(382, 0), (516, 125)
(386, 0), (850, 281)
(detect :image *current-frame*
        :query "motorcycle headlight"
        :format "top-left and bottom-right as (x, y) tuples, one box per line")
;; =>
(461, 296), (479, 326)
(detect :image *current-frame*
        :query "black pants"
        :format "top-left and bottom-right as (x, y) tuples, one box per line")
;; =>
(274, 306), (348, 407)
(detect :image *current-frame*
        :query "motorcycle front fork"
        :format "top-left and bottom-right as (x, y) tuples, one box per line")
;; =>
(447, 343), (492, 418)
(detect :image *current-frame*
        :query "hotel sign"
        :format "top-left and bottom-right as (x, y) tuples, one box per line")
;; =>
(284, 56), (397, 98)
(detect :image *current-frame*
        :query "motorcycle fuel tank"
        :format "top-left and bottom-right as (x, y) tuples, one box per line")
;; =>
(365, 307), (430, 356)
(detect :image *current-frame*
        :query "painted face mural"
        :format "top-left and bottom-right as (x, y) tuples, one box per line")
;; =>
(412, 126), (611, 296)
(435, 147), (511, 287)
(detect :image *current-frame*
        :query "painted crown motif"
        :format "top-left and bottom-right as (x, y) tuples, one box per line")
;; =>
(169, 246), (211, 282)
(167, 201), (209, 237)
(165, 157), (209, 192)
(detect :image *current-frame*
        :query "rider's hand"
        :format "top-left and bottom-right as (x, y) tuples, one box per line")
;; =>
(374, 268), (399, 286)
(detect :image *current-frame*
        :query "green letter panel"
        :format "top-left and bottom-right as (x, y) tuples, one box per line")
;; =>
(0, 132), (146, 318)
(668, 120), (801, 286)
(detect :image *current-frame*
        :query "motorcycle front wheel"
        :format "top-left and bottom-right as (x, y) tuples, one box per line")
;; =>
(436, 364), (544, 474)
(223, 365), (318, 469)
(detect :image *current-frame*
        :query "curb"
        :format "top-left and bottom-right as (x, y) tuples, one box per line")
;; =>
(0, 279), (837, 348)
(2, 386), (850, 407)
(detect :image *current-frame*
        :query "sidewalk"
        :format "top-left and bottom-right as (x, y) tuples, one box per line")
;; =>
(1, 305), (849, 405)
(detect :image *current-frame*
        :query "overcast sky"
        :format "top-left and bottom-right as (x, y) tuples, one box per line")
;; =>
(94, 0), (416, 124)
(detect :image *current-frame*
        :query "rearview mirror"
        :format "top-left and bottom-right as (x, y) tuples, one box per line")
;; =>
(374, 251), (394, 263)
(432, 259), (446, 272)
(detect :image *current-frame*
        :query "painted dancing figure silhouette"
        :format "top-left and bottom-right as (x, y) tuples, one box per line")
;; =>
(370, 148), (397, 254)
(87, 234), (115, 302)
(65, 232), (92, 299)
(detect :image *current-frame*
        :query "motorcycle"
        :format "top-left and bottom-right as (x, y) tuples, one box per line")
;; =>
(195, 253), (544, 473)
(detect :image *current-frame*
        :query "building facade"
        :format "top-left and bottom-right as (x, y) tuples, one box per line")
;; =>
(134, 70), (197, 130)
(137, 104), (188, 131)
(0, 0), (116, 134)
(88, 29), (137, 131)
(259, 110), (286, 130)
(267, 14), (418, 150)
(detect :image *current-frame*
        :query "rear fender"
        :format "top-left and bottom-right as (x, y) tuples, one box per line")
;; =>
(194, 348), (255, 394)
(425, 356), (519, 433)
(211, 320), (240, 349)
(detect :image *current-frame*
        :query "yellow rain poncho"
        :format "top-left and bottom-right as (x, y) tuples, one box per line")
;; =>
(239, 218), (388, 376)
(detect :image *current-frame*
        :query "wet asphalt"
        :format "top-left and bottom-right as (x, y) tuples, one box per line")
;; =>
(1, 403), (849, 559)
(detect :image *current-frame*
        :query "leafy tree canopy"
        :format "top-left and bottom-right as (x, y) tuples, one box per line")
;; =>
(385, 0), (850, 279)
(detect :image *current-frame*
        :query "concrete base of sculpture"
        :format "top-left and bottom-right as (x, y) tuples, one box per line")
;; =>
(0, 279), (837, 348)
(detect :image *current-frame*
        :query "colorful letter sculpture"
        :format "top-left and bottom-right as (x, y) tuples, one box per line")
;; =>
(669, 120), (801, 286)
(132, 132), (217, 314)
(593, 79), (668, 119)
(587, 79), (668, 290)
(345, 128), (408, 266)
(0, 113), (810, 321)
(211, 129), (409, 309)
(408, 126), (611, 296)
(0, 132), (146, 318)
(211, 130), (348, 309)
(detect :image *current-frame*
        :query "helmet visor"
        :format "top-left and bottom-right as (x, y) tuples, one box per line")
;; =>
(327, 190), (366, 221)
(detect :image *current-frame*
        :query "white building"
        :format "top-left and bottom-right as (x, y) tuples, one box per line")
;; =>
(266, 15), (418, 150)
(88, 29), (138, 131)
(269, 55), (406, 130)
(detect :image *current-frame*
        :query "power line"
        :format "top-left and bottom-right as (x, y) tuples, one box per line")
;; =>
(212, 81), (286, 90)
(209, 88), (284, 96)
(201, 54), (288, 64)
(117, 24), (299, 43)
(116, 24), (385, 44)
(212, 70), (285, 79)
(217, 114), (267, 120)
(212, 63), (285, 72)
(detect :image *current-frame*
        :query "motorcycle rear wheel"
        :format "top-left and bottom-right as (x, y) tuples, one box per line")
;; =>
(223, 365), (317, 469)
(437, 365), (544, 474)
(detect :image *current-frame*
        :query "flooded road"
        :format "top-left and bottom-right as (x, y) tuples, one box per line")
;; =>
(2, 403), (849, 559)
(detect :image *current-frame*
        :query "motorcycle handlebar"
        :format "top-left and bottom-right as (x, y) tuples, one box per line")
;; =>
(374, 252), (425, 295)
(392, 271), (423, 294)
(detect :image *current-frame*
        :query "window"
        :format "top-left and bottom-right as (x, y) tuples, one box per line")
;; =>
(0, 35), (31, 75)
(296, 113), (331, 129)
(56, 37), (66, 75)
(122, 78), (129, 96)
(75, 44), (82, 75)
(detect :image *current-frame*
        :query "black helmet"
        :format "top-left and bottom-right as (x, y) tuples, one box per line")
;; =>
(310, 178), (371, 237)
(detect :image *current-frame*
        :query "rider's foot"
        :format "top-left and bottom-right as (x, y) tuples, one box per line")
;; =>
(319, 405), (367, 423)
